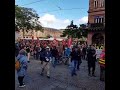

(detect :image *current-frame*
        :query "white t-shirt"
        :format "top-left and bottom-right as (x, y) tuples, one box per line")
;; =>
(96, 49), (102, 59)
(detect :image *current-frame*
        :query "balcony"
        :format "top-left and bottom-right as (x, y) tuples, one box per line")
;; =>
(88, 23), (105, 31)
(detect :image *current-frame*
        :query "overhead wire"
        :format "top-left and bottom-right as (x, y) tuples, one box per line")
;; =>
(17, 0), (85, 14)
(20, 0), (46, 6)
(38, 8), (85, 14)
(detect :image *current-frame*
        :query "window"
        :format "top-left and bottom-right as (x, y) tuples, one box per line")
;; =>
(94, 16), (99, 23)
(94, 0), (97, 8)
(97, 0), (98, 8)
(100, 0), (105, 7)
(97, 16), (104, 23)
(94, 16), (105, 23)
(94, 18), (98, 23)
(101, 17), (104, 23)
(99, 18), (101, 23)
(94, 18), (96, 23)
(94, 0), (99, 8)
(103, 0), (105, 7)
(100, 0), (102, 7)
(97, 18), (99, 23)
(99, 0), (105, 7)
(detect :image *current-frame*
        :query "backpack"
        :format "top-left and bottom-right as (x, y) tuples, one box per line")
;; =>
(15, 60), (21, 70)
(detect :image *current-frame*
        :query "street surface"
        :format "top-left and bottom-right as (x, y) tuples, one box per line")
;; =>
(15, 57), (105, 90)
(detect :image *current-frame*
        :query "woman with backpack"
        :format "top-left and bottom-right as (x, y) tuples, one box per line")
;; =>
(16, 49), (28, 88)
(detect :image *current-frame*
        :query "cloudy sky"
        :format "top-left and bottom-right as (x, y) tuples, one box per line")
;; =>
(15, 0), (89, 29)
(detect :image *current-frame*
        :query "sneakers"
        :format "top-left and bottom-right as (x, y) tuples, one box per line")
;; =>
(47, 76), (50, 78)
(23, 83), (25, 85)
(74, 73), (77, 76)
(92, 75), (96, 77)
(71, 73), (77, 76)
(41, 61), (43, 64)
(92, 74), (96, 77)
(40, 73), (43, 76)
(19, 84), (26, 88)
(88, 73), (91, 76)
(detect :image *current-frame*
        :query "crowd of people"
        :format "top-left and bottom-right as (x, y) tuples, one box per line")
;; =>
(15, 39), (105, 88)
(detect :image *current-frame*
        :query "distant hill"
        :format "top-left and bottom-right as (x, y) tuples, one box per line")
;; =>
(44, 27), (59, 31)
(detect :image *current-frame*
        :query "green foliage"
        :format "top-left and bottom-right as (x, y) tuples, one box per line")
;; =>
(61, 20), (88, 38)
(15, 5), (42, 32)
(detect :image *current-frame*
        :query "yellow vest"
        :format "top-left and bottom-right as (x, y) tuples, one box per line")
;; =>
(96, 46), (99, 49)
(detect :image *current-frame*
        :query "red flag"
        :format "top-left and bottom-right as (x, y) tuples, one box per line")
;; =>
(50, 41), (53, 47)
(62, 40), (65, 46)
(53, 38), (58, 46)
(37, 37), (39, 43)
(44, 43), (47, 47)
(67, 38), (72, 48)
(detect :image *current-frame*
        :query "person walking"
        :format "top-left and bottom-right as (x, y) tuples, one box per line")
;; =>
(16, 49), (28, 88)
(35, 45), (40, 60)
(40, 46), (52, 78)
(77, 47), (82, 70)
(86, 45), (97, 77)
(82, 45), (87, 60)
(70, 46), (79, 76)
(51, 46), (59, 68)
(26, 46), (30, 63)
(64, 46), (71, 65)
(40, 46), (46, 64)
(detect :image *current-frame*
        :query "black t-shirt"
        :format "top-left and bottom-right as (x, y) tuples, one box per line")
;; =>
(82, 47), (86, 54)
(87, 48), (96, 60)
(51, 48), (58, 57)
(70, 51), (79, 61)
(26, 48), (30, 53)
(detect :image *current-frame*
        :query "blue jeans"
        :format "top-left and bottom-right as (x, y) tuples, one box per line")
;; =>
(71, 60), (78, 76)
(36, 52), (40, 60)
(52, 57), (57, 68)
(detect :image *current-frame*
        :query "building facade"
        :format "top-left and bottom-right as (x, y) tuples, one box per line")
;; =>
(87, 0), (105, 45)
(15, 27), (63, 40)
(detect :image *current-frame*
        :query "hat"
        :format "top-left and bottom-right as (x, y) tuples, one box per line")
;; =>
(46, 46), (50, 49)
(19, 49), (26, 55)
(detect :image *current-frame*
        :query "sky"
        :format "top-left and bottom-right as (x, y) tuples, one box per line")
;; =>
(15, 0), (89, 29)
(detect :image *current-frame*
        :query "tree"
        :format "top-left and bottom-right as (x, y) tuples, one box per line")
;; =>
(61, 20), (78, 38)
(78, 24), (88, 38)
(61, 21), (88, 39)
(15, 5), (43, 37)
